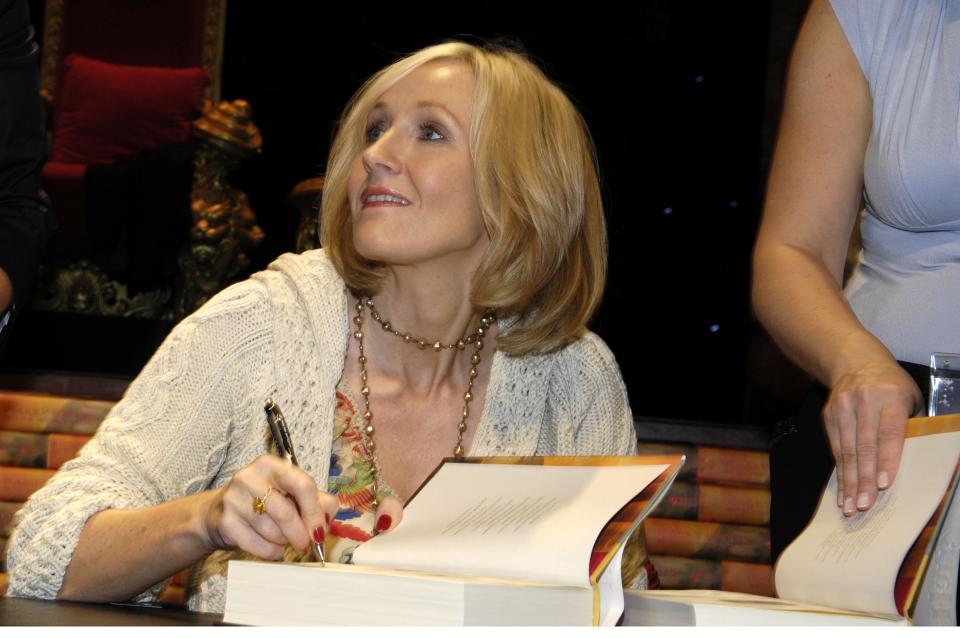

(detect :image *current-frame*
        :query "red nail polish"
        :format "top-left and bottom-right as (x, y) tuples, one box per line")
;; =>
(375, 514), (392, 533)
(313, 526), (325, 544)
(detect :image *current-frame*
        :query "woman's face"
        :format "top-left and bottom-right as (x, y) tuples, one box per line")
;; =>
(347, 60), (488, 273)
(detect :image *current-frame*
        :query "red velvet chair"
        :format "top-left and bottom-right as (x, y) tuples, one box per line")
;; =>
(36, 0), (238, 318)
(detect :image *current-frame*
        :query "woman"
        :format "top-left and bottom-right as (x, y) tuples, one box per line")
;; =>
(753, 0), (958, 552)
(7, 42), (638, 613)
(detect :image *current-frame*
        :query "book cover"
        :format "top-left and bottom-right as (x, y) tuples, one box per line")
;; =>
(648, 555), (775, 596)
(0, 392), (112, 435)
(637, 442), (769, 488)
(0, 467), (56, 502)
(651, 481), (770, 525)
(644, 518), (770, 563)
(0, 501), (22, 538)
(0, 432), (91, 469)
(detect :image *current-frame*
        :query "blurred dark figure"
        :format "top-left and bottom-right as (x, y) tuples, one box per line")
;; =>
(0, 0), (53, 352)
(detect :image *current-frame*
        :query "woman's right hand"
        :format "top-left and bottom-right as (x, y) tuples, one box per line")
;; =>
(823, 359), (923, 516)
(200, 455), (339, 560)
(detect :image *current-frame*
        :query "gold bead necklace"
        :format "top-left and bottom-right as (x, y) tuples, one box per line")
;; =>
(351, 296), (495, 506)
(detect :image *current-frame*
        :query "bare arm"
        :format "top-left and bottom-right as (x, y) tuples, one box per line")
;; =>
(58, 455), (402, 602)
(752, 0), (921, 514)
(58, 457), (341, 602)
(59, 490), (220, 602)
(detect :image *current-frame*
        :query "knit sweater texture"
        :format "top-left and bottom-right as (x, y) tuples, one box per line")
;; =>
(6, 249), (637, 612)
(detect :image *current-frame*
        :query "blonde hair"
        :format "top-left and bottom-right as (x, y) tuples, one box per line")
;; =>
(320, 41), (607, 356)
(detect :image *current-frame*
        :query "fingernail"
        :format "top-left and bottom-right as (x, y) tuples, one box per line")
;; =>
(857, 493), (870, 509)
(843, 497), (855, 515)
(313, 526), (325, 544)
(878, 471), (890, 489)
(375, 514), (392, 533)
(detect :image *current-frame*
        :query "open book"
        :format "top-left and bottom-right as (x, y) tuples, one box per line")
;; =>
(624, 414), (960, 626)
(223, 454), (683, 626)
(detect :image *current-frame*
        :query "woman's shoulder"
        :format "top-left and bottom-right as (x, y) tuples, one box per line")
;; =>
(551, 331), (623, 383)
(496, 331), (624, 392)
(169, 249), (344, 356)
(195, 249), (343, 315)
(828, 0), (943, 80)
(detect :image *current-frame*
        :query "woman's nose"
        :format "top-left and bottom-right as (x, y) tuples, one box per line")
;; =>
(361, 129), (402, 175)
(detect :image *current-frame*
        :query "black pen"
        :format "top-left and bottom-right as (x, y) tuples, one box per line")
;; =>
(264, 397), (325, 566)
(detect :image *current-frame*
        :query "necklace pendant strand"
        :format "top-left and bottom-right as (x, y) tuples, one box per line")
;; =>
(351, 296), (495, 508)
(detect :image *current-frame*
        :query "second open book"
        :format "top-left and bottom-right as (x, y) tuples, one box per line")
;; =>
(625, 414), (960, 626)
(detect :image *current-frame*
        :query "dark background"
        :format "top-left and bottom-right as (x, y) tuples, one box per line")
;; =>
(10, 0), (813, 430)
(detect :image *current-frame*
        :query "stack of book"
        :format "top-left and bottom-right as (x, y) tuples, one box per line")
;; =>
(0, 390), (110, 594)
(0, 381), (192, 603)
(638, 441), (773, 595)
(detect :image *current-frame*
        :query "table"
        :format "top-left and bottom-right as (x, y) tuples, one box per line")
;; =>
(0, 596), (220, 626)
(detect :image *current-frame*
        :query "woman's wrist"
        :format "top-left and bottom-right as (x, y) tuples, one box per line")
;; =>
(192, 487), (228, 554)
(822, 329), (899, 388)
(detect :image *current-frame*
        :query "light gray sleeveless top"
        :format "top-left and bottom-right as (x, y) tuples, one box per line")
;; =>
(831, 0), (960, 364)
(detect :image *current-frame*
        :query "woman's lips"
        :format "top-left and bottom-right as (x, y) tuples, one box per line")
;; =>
(360, 187), (411, 208)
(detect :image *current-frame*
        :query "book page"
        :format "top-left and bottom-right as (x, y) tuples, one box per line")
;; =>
(775, 430), (960, 618)
(352, 462), (667, 587)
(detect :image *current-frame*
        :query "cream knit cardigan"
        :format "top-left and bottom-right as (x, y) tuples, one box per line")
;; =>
(7, 249), (637, 613)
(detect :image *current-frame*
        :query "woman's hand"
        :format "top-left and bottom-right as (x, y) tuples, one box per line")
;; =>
(201, 455), (339, 559)
(823, 360), (923, 516)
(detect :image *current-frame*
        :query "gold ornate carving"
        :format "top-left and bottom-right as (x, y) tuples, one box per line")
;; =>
(175, 99), (264, 318)
(201, 0), (227, 105)
(34, 262), (171, 318)
(39, 0), (64, 100)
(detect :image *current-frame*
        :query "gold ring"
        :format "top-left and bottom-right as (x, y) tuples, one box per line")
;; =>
(252, 487), (274, 516)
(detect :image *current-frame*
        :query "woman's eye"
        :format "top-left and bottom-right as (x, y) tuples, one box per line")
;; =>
(420, 123), (445, 141)
(365, 122), (385, 143)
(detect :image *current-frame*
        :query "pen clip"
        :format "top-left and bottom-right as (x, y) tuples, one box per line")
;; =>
(264, 397), (299, 466)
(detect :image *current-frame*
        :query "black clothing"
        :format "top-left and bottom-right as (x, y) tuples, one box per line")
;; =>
(0, 0), (54, 350)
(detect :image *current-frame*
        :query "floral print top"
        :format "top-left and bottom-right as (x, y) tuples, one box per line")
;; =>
(323, 384), (396, 564)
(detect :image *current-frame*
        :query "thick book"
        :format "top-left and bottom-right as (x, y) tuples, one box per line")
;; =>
(648, 555), (774, 596)
(0, 467), (55, 502)
(0, 431), (91, 469)
(650, 481), (770, 525)
(0, 391), (112, 435)
(223, 454), (684, 626)
(0, 501), (22, 538)
(643, 517), (770, 563)
(636, 441), (769, 488)
(625, 414), (960, 626)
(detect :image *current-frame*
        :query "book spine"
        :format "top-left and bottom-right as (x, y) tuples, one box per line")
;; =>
(651, 481), (770, 526)
(0, 572), (6, 596)
(637, 442), (769, 488)
(171, 570), (188, 588)
(0, 501), (22, 538)
(159, 585), (186, 605)
(721, 559), (775, 597)
(0, 392), (112, 435)
(0, 467), (56, 502)
(0, 432), (91, 469)
(698, 446), (769, 488)
(649, 555), (775, 597)
(643, 517), (770, 564)
(46, 433), (92, 469)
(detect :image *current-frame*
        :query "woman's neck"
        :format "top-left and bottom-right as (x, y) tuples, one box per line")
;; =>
(356, 265), (495, 395)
